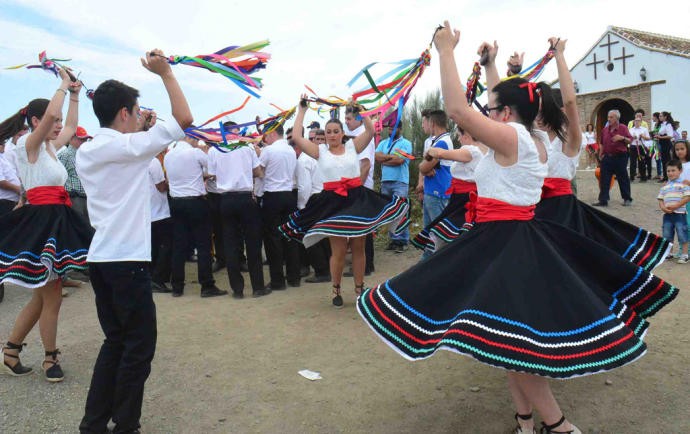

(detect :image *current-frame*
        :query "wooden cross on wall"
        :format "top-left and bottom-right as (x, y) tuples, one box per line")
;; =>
(614, 47), (634, 74)
(600, 33), (619, 61)
(586, 53), (604, 79)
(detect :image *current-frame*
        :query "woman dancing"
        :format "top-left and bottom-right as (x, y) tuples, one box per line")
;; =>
(358, 22), (678, 433)
(0, 68), (93, 382)
(281, 98), (410, 307)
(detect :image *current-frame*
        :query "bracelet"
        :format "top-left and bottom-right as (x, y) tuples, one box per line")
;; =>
(56, 88), (68, 95)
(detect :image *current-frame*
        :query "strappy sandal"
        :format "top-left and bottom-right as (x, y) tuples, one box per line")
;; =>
(513, 412), (536, 434)
(540, 416), (581, 434)
(354, 283), (365, 297)
(332, 284), (343, 308)
(42, 349), (64, 383)
(1, 341), (33, 376)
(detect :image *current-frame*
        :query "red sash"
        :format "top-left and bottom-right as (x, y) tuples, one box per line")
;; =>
(464, 192), (535, 223)
(541, 178), (573, 199)
(323, 177), (362, 197)
(445, 179), (477, 195)
(26, 186), (72, 207)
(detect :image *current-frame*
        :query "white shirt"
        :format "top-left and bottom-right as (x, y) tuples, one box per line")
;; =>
(207, 146), (259, 192)
(296, 152), (323, 209)
(317, 139), (361, 183)
(0, 153), (20, 201)
(546, 136), (581, 180)
(259, 139), (296, 192)
(347, 124), (375, 189)
(14, 135), (67, 190)
(449, 145), (485, 182)
(681, 161), (690, 183)
(164, 141), (208, 198)
(630, 126), (651, 148)
(3, 141), (19, 177)
(659, 122), (675, 139)
(76, 121), (184, 262)
(148, 158), (170, 222)
(584, 131), (596, 145)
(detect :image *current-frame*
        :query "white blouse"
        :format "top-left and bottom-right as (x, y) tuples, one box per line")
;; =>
(584, 131), (596, 144)
(474, 123), (547, 206)
(14, 134), (67, 190)
(449, 145), (485, 182)
(317, 139), (361, 183)
(546, 136), (581, 180)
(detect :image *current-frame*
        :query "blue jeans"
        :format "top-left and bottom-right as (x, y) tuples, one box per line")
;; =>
(663, 213), (689, 245)
(380, 181), (409, 244)
(421, 194), (449, 259)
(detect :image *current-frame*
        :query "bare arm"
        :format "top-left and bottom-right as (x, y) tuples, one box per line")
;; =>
(353, 115), (375, 153)
(375, 152), (391, 163)
(382, 155), (406, 166)
(0, 180), (21, 195)
(435, 22), (518, 162)
(253, 166), (263, 178)
(155, 180), (168, 192)
(292, 98), (319, 159)
(359, 158), (371, 184)
(53, 80), (82, 151)
(419, 158), (438, 175)
(550, 38), (581, 157)
(427, 147), (473, 162)
(141, 50), (193, 130)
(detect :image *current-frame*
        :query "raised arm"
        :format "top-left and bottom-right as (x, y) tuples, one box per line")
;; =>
(478, 41), (500, 93)
(293, 97), (319, 159)
(435, 21), (518, 160)
(551, 38), (581, 157)
(53, 79), (82, 151)
(141, 49), (193, 130)
(353, 113), (375, 154)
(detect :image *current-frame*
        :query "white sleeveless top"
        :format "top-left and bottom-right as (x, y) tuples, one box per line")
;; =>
(546, 136), (580, 180)
(474, 123), (547, 206)
(449, 145), (485, 182)
(317, 139), (360, 183)
(14, 134), (68, 190)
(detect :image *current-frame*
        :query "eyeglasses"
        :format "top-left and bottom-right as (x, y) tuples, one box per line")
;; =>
(486, 105), (505, 112)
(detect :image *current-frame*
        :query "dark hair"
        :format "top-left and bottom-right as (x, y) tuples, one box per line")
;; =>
(586, 123), (594, 132)
(662, 112), (675, 129)
(344, 106), (360, 116)
(273, 123), (284, 137)
(0, 98), (50, 143)
(634, 108), (645, 116)
(551, 89), (563, 108)
(286, 127), (293, 135)
(492, 78), (567, 142)
(315, 129), (325, 136)
(92, 79), (140, 127)
(222, 120), (238, 129)
(673, 141), (690, 162)
(428, 110), (447, 128)
(653, 112), (660, 119)
(667, 159), (683, 170)
(421, 108), (432, 118)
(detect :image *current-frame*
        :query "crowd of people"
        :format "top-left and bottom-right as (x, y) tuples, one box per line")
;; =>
(0, 21), (683, 434)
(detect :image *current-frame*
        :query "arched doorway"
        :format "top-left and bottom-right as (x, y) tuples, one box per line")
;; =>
(592, 98), (635, 142)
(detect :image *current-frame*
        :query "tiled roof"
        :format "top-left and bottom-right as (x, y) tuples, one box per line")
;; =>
(610, 26), (690, 58)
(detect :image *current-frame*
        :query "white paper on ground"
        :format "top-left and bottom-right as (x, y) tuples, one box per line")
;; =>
(298, 369), (322, 381)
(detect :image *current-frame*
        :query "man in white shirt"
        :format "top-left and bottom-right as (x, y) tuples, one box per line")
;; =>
(259, 124), (300, 290)
(629, 117), (652, 182)
(149, 154), (173, 293)
(2, 125), (28, 177)
(164, 135), (226, 298)
(345, 108), (376, 275)
(207, 127), (269, 298)
(0, 143), (21, 304)
(76, 50), (193, 434)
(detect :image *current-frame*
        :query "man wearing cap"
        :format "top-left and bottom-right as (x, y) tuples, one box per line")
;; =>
(58, 126), (92, 223)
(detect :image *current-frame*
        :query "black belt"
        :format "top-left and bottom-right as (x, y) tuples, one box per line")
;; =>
(220, 191), (252, 196)
(603, 153), (627, 157)
(68, 192), (86, 198)
(171, 195), (206, 201)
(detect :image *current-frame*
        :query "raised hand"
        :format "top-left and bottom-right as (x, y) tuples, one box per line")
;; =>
(141, 49), (173, 77)
(433, 20), (460, 54)
(549, 37), (566, 55)
(477, 41), (498, 66)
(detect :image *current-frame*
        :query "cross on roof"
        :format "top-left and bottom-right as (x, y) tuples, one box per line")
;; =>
(586, 52), (605, 79)
(614, 47), (634, 74)
(600, 33), (620, 61)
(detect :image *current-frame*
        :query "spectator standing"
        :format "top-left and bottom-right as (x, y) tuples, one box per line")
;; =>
(629, 117), (651, 182)
(149, 154), (173, 293)
(657, 111), (676, 182)
(657, 160), (690, 263)
(57, 126), (92, 223)
(593, 109), (633, 207)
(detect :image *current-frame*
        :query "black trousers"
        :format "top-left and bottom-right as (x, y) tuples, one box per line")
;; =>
(207, 192), (225, 266)
(80, 262), (157, 434)
(644, 155), (653, 179)
(660, 138), (673, 181)
(151, 218), (172, 284)
(307, 238), (331, 277)
(0, 198), (17, 216)
(628, 146), (648, 180)
(170, 196), (215, 291)
(598, 154), (632, 203)
(365, 232), (375, 272)
(263, 191), (300, 286)
(220, 192), (264, 294)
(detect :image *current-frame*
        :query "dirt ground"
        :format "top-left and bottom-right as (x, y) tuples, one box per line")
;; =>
(1, 171), (689, 433)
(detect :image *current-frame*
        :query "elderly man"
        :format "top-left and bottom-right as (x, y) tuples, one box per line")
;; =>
(593, 110), (633, 207)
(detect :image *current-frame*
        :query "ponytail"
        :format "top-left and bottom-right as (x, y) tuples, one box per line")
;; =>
(536, 82), (568, 143)
(0, 98), (50, 143)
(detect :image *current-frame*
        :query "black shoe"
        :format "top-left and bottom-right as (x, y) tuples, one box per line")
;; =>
(0, 283), (4, 303)
(151, 282), (172, 293)
(200, 286), (228, 298)
(394, 244), (406, 254)
(305, 274), (331, 283)
(657, 178), (667, 183)
(232, 292), (244, 299)
(640, 178), (648, 183)
(42, 349), (64, 383)
(300, 267), (310, 278)
(591, 201), (608, 207)
(384, 242), (396, 251)
(211, 261), (226, 273)
(332, 284), (343, 308)
(288, 280), (301, 288)
(267, 283), (286, 291)
(239, 262), (249, 272)
(622, 200), (633, 206)
(253, 288), (272, 298)
(2, 342), (33, 376)
(171, 290), (183, 297)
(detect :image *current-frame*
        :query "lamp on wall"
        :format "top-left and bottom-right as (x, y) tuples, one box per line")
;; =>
(639, 67), (647, 81)
(573, 81), (579, 93)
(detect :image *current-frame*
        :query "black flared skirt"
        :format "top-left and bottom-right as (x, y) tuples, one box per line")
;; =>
(280, 186), (410, 248)
(412, 192), (471, 252)
(357, 218), (677, 379)
(535, 194), (670, 271)
(0, 204), (93, 288)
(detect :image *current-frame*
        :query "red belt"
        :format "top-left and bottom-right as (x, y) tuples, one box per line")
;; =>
(541, 178), (573, 199)
(464, 192), (535, 223)
(323, 177), (362, 197)
(26, 186), (72, 207)
(445, 179), (477, 195)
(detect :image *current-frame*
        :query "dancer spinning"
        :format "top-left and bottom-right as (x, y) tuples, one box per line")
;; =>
(412, 128), (486, 252)
(358, 22), (678, 434)
(281, 97), (410, 307)
(0, 68), (93, 382)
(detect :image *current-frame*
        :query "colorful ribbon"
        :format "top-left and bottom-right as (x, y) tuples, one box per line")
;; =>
(5, 51), (71, 77)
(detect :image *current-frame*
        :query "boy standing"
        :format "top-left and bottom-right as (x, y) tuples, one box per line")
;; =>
(657, 160), (690, 264)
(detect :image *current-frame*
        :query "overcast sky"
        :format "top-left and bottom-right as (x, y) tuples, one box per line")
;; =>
(1, 0), (689, 134)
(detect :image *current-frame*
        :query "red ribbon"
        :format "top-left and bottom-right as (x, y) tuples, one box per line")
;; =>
(445, 179), (477, 196)
(26, 186), (72, 207)
(519, 82), (538, 103)
(323, 177), (362, 197)
(20, 106), (27, 116)
(541, 178), (573, 199)
(464, 191), (535, 223)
